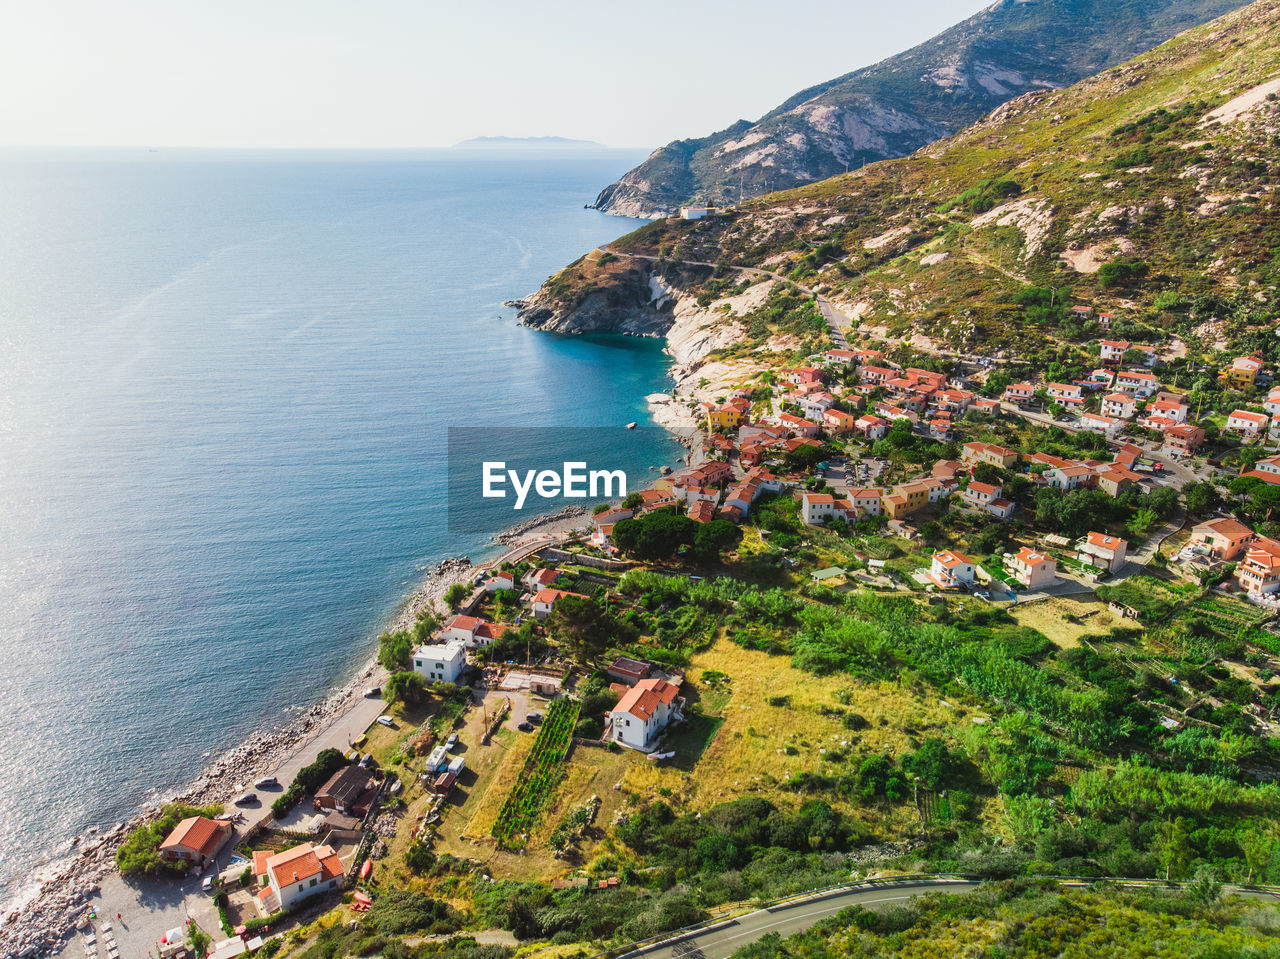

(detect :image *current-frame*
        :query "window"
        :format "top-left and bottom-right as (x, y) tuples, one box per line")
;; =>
(310, 878), (317, 887)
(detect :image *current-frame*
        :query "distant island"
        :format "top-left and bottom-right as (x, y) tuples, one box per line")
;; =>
(452, 136), (608, 150)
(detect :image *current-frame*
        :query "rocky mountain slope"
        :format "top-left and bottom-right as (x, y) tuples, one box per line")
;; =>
(593, 0), (1251, 217)
(522, 0), (1280, 376)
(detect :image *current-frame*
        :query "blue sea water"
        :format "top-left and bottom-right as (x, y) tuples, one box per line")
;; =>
(0, 150), (681, 905)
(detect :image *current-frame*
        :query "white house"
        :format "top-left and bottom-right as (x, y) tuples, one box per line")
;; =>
(413, 640), (468, 684)
(1080, 412), (1124, 437)
(1099, 340), (1130, 364)
(1115, 370), (1159, 397)
(482, 571), (517, 593)
(1045, 464), (1096, 491)
(1046, 383), (1085, 407)
(1006, 547), (1057, 590)
(962, 480), (1014, 519)
(679, 205), (717, 220)
(1078, 532), (1128, 574)
(855, 415), (889, 440)
(1264, 390), (1280, 417)
(257, 843), (344, 915)
(444, 614), (510, 649)
(1227, 409), (1269, 437)
(929, 550), (975, 589)
(1002, 382), (1036, 406)
(1100, 393), (1136, 419)
(1147, 399), (1187, 424)
(609, 677), (683, 750)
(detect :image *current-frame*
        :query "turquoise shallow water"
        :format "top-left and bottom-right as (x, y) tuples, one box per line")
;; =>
(0, 150), (680, 904)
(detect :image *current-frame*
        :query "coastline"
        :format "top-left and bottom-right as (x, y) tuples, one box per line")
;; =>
(0, 503), (600, 957)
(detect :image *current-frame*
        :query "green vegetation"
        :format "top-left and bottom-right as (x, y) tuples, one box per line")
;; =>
(272, 747), (347, 819)
(491, 697), (582, 849)
(114, 802), (223, 876)
(728, 880), (1280, 959)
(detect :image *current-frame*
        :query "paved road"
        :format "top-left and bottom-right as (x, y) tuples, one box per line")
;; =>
(626, 878), (1280, 959)
(626, 880), (981, 959)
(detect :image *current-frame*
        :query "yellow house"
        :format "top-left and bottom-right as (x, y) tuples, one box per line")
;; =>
(707, 404), (743, 430)
(883, 481), (930, 518)
(1221, 356), (1263, 390)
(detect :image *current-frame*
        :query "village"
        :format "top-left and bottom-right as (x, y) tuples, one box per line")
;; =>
(70, 309), (1280, 959)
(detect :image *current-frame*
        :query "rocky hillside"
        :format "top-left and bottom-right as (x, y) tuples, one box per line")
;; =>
(522, 0), (1280, 374)
(593, 0), (1250, 217)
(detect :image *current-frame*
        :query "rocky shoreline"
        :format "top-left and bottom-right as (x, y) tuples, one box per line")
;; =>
(0, 553), (483, 959)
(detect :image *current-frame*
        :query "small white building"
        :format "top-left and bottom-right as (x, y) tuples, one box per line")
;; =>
(929, 550), (975, 589)
(413, 640), (468, 684)
(1080, 412), (1124, 437)
(257, 843), (344, 915)
(1100, 393), (1136, 420)
(609, 677), (683, 750)
(531, 587), (587, 619)
(1006, 547), (1057, 590)
(679, 205), (717, 220)
(1078, 532), (1128, 574)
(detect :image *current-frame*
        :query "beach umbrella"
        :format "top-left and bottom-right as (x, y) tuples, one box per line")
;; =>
(235, 925), (247, 936)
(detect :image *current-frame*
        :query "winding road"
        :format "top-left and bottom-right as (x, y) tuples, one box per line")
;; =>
(620, 877), (1280, 959)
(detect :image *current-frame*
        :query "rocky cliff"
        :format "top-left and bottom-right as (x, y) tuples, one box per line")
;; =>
(593, 0), (1251, 217)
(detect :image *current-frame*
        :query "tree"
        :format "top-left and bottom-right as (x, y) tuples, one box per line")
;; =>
(1240, 829), (1274, 883)
(972, 462), (1004, 486)
(378, 630), (413, 672)
(1155, 816), (1191, 880)
(621, 492), (644, 510)
(546, 594), (626, 664)
(444, 582), (469, 608)
(613, 509), (697, 560)
(385, 671), (428, 707)
(691, 519), (742, 564)
(1182, 481), (1222, 516)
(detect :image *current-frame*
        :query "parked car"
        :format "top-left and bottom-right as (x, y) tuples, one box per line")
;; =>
(202, 876), (215, 893)
(253, 776), (278, 789)
(376, 716), (395, 728)
(364, 686), (381, 698)
(527, 712), (543, 724)
(232, 792), (257, 806)
(445, 733), (458, 749)
(517, 721), (535, 732)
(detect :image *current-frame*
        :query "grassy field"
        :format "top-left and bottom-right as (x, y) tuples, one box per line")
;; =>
(622, 638), (955, 831)
(1008, 595), (1120, 649)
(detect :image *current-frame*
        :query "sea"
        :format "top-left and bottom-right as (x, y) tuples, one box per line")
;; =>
(0, 148), (684, 909)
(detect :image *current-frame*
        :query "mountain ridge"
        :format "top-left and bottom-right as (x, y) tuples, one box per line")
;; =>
(592, 0), (1252, 217)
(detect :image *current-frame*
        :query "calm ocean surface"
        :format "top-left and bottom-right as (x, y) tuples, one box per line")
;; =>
(0, 150), (681, 905)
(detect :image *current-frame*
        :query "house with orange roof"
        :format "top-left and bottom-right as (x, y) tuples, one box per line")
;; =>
(1080, 412), (1124, 438)
(158, 817), (231, 868)
(961, 442), (1017, 469)
(608, 677), (684, 750)
(1100, 393), (1136, 419)
(822, 408), (857, 435)
(1226, 409), (1269, 437)
(1237, 537), (1280, 597)
(1189, 517), (1256, 562)
(929, 550), (975, 589)
(522, 567), (562, 591)
(1161, 424), (1205, 457)
(444, 614), (510, 649)
(1046, 383), (1085, 407)
(1007, 547), (1057, 590)
(1115, 370), (1159, 397)
(1242, 454), (1280, 486)
(256, 842), (345, 914)
(823, 348), (858, 366)
(1078, 532), (1128, 574)
(854, 414), (889, 440)
(1094, 465), (1142, 498)
(688, 500), (716, 523)
(1002, 382), (1036, 406)
(531, 588), (588, 620)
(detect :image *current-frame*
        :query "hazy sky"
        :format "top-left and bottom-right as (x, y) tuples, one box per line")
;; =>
(1, 0), (988, 149)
